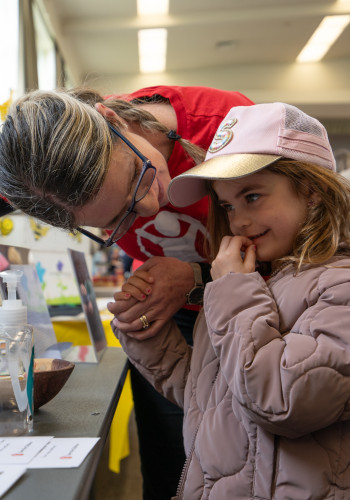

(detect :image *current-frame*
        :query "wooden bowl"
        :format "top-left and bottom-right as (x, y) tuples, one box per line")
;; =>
(34, 358), (75, 410)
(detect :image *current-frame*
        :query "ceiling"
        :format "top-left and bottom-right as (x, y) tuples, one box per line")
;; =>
(39, 0), (350, 123)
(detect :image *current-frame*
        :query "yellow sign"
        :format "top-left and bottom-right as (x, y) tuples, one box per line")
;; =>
(0, 90), (14, 121)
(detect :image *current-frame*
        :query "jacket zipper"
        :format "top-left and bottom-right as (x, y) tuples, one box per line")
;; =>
(175, 364), (219, 498)
(271, 434), (279, 497)
(175, 422), (201, 499)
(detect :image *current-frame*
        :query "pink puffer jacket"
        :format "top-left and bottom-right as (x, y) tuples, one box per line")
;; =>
(114, 256), (350, 500)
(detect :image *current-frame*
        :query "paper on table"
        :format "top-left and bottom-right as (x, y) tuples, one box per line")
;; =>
(0, 437), (53, 465)
(27, 437), (100, 468)
(0, 466), (27, 498)
(0, 437), (99, 469)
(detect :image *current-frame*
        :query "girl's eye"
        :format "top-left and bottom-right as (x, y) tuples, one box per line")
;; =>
(219, 203), (234, 212)
(246, 193), (260, 203)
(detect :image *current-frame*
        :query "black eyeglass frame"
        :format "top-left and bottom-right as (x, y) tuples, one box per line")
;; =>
(77, 124), (156, 247)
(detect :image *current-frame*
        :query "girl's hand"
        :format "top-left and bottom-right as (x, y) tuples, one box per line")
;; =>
(114, 270), (154, 303)
(211, 235), (256, 280)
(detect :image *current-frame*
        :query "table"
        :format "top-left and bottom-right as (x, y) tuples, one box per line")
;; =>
(52, 313), (134, 474)
(5, 347), (128, 500)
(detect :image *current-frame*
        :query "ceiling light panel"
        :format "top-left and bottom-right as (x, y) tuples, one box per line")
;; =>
(138, 28), (167, 73)
(297, 15), (350, 63)
(137, 0), (169, 16)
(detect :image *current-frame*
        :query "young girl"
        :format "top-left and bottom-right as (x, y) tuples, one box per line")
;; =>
(112, 102), (350, 499)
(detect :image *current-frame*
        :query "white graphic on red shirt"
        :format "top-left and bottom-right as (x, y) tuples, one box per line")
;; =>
(135, 211), (208, 261)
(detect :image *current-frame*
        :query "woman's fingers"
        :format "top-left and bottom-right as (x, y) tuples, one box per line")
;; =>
(123, 319), (164, 341)
(112, 315), (162, 340)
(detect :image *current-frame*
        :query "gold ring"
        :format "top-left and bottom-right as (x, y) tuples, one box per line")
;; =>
(140, 314), (149, 329)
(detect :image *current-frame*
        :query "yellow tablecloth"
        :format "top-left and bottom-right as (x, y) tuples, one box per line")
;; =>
(52, 315), (133, 473)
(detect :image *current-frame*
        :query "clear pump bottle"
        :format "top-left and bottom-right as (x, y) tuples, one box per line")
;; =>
(0, 270), (34, 435)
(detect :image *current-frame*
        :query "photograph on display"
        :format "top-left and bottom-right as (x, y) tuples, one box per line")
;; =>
(68, 249), (107, 361)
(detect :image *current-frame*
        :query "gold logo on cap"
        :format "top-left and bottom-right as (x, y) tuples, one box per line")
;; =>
(208, 118), (237, 153)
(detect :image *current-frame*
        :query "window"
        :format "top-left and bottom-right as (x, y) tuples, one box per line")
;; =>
(0, 0), (19, 122)
(33, 2), (56, 90)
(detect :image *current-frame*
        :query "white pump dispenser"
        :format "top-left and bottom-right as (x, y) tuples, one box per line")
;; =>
(0, 270), (27, 327)
(0, 270), (33, 432)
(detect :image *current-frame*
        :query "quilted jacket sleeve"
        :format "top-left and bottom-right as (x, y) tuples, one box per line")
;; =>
(204, 266), (350, 438)
(113, 319), (192, 408)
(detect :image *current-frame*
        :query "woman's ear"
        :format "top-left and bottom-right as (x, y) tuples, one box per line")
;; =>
(95, 102), (128, 129)
(95, 102), (117, 119)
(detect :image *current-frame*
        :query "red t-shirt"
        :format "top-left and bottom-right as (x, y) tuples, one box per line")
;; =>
(107, 86), (254, 263)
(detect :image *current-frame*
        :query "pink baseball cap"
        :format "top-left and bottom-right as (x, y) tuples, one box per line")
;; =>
(168, 102), (336, 207)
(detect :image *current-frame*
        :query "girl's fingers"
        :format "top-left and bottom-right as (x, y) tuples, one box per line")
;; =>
(211, 235), (256, 278)
(218, 235), (253, 254)
(113, 291), (131, 301)
(243, 243), (256, 272)
(121, 281), (150, 301)
(120, 275), (153, 300)
(232, 235), (254, 252)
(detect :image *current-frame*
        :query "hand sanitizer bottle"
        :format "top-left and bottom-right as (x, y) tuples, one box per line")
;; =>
(0, 270), (34, 435)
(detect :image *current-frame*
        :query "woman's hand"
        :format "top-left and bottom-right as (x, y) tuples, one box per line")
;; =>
(107, 257), (195, 340)
(211, 235), (256, 280)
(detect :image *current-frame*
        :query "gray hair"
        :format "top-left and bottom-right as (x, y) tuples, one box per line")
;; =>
(0, 88), (113, 229)
(0, 87), (205, 230)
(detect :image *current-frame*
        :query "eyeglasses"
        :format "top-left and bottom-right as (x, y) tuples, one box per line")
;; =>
(77, 124), (156, 247)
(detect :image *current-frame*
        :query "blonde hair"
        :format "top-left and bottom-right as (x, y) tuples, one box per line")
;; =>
(207, 159), (350, 271)
(0, 87), (205, 230)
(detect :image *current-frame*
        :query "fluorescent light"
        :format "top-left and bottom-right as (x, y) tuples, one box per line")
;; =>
(138, 28), (167, 73)
(137, 0), (169, 16)
(137, 1), (169, 73)
(297, 15), (350, 63)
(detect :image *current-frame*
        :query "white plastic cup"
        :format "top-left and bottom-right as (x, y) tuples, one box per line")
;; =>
(0, 325), (34, 436)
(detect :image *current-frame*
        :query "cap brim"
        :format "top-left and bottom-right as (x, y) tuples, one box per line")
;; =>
(168, 153), (281, 207)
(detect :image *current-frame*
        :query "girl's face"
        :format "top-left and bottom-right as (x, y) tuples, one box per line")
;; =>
(213, 170), (310, 265)
(74, 131), (171, 230)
